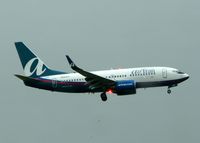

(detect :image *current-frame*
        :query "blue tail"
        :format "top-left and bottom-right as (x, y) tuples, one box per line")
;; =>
(15, 42), (65, 78)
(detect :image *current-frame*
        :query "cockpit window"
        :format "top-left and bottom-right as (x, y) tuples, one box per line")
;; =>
(172, 70), (185, 74)
(177, 71), (185, 74)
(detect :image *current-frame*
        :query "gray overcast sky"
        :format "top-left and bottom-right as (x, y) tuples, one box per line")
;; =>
(0, 0), (199, 143)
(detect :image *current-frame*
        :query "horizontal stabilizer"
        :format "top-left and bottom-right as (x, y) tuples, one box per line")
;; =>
(15, 74), (40, 84)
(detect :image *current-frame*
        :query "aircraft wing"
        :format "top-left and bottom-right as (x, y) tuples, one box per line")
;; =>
(66, 56), (115, 90)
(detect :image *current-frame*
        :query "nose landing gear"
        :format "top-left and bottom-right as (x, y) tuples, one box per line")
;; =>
(167, 84), (177, 94)
(100, 92), (107, 101)
(167, 88), (171, 94)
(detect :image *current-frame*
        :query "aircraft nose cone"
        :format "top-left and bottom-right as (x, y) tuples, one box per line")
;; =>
(184, 74), (190, 80)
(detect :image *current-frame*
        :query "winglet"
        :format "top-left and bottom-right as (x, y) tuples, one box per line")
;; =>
(66, 55), (77, 70)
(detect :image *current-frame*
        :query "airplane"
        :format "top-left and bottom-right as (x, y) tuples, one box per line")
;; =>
(14, 42), (189, 101)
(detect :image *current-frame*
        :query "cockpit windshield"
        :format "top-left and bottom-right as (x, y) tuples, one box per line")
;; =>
(173, 70), (185, 74)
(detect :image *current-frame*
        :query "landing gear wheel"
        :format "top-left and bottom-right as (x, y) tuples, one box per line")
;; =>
(100, 93), (107, 102)
(167, 88), (171, 94)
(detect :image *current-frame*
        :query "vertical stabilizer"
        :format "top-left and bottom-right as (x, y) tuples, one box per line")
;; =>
(15, 42), (65, 77)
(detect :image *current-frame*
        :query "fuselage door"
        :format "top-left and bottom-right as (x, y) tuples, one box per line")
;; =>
(162, 68), (167, 78)
(52, 80), (57, 88)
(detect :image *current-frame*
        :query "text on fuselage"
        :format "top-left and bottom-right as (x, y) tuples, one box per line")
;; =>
(131, 69), (156, 76)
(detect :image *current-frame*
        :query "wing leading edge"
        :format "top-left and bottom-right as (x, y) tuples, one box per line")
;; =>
(66, 56), (115, 91)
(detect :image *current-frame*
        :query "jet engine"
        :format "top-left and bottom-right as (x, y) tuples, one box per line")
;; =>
(114, 80), (136, 95)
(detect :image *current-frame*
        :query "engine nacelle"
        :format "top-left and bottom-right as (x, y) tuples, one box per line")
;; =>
(114, 80), (136, 95)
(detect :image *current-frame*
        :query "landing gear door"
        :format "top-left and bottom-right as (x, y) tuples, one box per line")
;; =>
(162, 68), (167, 78)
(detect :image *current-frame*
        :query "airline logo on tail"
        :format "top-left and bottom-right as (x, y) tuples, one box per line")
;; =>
(15, 42), (66, 78)
(24, 57), (47, 77)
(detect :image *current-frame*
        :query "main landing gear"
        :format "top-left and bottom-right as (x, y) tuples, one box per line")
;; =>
(100, 92), (107, 102)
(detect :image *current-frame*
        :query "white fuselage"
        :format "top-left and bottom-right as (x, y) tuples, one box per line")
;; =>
(43, 67), (189, 88)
